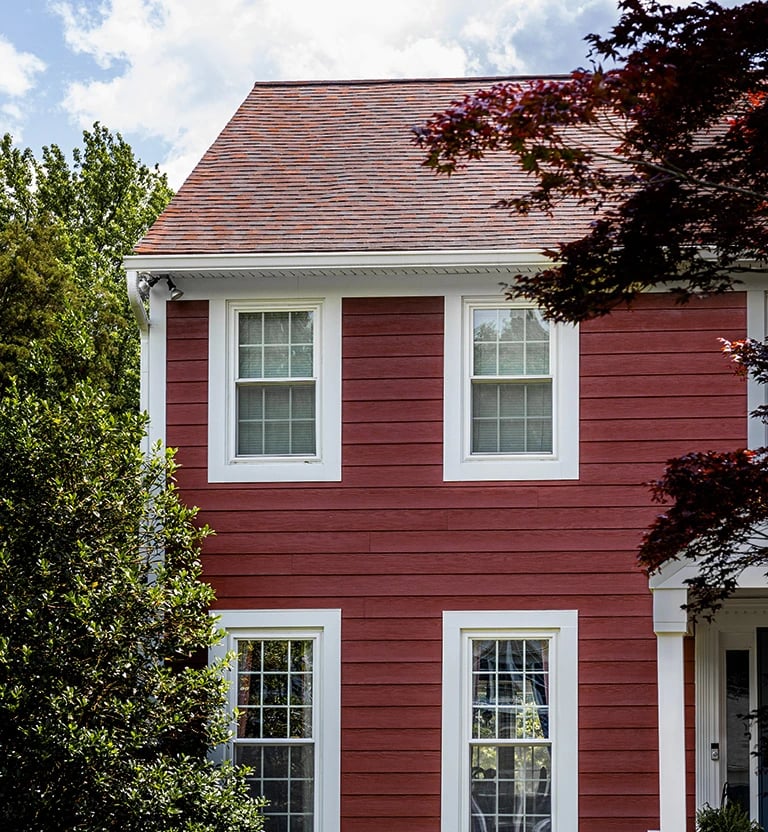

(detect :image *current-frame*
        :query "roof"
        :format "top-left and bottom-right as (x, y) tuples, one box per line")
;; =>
(135, 77), (595, 256)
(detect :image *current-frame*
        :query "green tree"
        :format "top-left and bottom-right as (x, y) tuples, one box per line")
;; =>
(416, 0), (768, 615)
(0, 126), (173, 411)
(0, 383), (264, 831)
(0, 218), (71, 383)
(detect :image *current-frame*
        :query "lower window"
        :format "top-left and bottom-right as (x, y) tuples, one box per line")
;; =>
(211, 610), (341, 832)
(235, 637), (315, 829)
(470, 637), (551, 831)
(442, 611), (578, 832)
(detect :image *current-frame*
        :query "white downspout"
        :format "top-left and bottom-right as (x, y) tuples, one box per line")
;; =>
(126, 269), (151, 455)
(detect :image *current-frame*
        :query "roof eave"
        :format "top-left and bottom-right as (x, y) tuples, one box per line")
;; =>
(123, 248), (553, 277)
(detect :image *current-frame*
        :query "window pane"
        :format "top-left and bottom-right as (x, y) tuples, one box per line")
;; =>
(238, 420), (264, 456)
(526, 342), (549, 375)
(500, 309), (525, 341)
(471, 745), (552, 832)
(239, 345), (263, 379)
(499, 420), (526, 453)
(290, 310), (314, 344)
(526, 420), (553, 454)
(290, 707), (313, 738)
(238, 310), (314, 380)
(472, 383), (552, 455)
(291, 345), (313, 377)
(474, 343), (498, 376)
(264, 311), (291, 345)
(235, 639), (315, 738)
(473, 307), (550, 379)
(238, 384), (316, 456)
(239, 312), (263, 344)
(237, 744), (315, 829)
(725, 649), (750, 814)
(498, 342), (525, 375)
(474, 309), (499, 342)
(262, 707), (289, 738)
(525, 309), (550, 342)
(471, 639), (550, 741)
(291, 673), (313, 705)
(264, 345), (290, 378)
(238, 673), (261, 707)
(239, 313), (264, 378)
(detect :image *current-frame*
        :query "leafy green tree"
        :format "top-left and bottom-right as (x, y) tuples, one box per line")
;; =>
(0, 126), (173, 410)
(0, 219), (71, 383)
(0, 383), (264, 831)
(415, 0), (768, 615)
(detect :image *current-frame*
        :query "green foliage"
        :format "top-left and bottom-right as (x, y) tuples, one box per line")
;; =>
(0, 219), (71, 382)
(0, 126), (173, 410)
(697, 801), (764, 832)
(0, 384), (264, 831)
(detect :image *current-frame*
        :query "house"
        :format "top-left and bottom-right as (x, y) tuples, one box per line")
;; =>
(124, 77), (766, 832)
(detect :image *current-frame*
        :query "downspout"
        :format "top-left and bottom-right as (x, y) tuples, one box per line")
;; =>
(125, 269), (151, 455)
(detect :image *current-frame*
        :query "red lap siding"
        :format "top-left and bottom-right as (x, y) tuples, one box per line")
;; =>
(166, 292), (746, 832)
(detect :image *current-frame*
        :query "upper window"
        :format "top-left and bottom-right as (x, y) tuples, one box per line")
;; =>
(237, 309), (316, 457)
(211, 609), (341, 832)
(444, 296), (579, 481)
(470, 307), (553, 455)
(208, 297), (341, 482)
(441, 610), (578, 832)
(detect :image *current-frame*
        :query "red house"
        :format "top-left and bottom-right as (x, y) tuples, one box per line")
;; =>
(124, 78), (765, 832)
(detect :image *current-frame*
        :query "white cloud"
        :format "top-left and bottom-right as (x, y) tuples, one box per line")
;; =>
(0, 35), (46, 97)
(52, 0), (626, 187)
(0, 35), (46, 142)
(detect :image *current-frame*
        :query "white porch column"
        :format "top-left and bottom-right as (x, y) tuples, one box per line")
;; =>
(653, 587), (689, 832)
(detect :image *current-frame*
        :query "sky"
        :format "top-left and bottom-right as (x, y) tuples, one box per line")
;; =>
(0, 1), (665, 189)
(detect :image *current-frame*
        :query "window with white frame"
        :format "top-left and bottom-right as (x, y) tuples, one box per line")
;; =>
(444, 296), (579, 481)
(237, 308), (317, 456)
(442, 611), (578, 832)
(471, 307), (553, 455)
(211, 610), (341, 832)
(208, 297), (341, 483)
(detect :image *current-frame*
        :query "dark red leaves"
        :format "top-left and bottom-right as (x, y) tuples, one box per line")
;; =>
(639, 447), (768, 616)
(414, 1), (768, 323)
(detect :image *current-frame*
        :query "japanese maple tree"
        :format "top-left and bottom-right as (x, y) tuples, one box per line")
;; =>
(415, 0), (768, 615)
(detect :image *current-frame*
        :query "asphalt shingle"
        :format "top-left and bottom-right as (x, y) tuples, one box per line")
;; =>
(135, 77), (596, 255)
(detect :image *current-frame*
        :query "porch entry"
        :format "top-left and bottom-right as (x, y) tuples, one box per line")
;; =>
(696, 603), (768, 826)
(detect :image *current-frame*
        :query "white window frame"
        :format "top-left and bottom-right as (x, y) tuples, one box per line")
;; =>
(444, 295), (579, 481)
(211, 609), (341, 832)
(209, 296), (341, 482)
(441, 610), (578, 832)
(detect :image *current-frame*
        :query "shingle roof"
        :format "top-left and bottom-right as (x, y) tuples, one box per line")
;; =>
(135, 77), (595, 256)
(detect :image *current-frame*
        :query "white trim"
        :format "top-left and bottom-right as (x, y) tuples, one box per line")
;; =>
(124, 249), (553, 274)
(441, 610), (578, 832)
(208, 294), (341, 482)
(146, 289), (166, 452)
(210, 608), (341, 832)
(657, 632), (687, 832)
(443, 293), (579, 481)
(652, 587), (688, 832)
(695, 602), (768, 820)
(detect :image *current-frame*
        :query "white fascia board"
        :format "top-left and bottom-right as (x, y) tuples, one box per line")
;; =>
(123, 248), (550, 274)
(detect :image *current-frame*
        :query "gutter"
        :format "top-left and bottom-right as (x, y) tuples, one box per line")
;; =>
(126, 269), (149, 333)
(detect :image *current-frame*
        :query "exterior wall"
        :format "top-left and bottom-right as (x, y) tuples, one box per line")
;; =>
(165, 291), (747, 832)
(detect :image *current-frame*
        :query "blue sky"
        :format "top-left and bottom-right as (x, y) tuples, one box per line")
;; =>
(0, 1), (678, 189)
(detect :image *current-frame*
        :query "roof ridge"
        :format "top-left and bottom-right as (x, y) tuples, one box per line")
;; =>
(249, 75), (572, 90)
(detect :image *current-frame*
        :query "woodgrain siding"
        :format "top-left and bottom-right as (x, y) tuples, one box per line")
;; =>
(165, 291), (747, 832)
